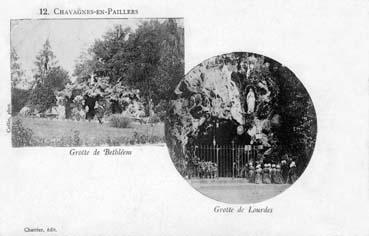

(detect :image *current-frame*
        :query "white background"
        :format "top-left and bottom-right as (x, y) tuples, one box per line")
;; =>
(0, 0), (369, 235)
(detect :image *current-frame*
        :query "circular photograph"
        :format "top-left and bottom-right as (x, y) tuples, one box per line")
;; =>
(165, 52), (317, 204)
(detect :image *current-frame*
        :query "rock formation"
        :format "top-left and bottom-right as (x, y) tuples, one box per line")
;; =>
(166, 52), (282, 173)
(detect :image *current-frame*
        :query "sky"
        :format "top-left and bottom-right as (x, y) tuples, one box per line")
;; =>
(10, 19), (150, 82)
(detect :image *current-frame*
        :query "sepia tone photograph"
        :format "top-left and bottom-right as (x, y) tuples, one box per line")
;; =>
(165, 52), (317, 203)
(10, 18), (184, 147)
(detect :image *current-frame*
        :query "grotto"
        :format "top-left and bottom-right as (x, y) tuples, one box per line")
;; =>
(165, 52), (316, 178)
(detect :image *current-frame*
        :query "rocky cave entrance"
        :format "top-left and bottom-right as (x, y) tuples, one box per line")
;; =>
(187, 117), (256, 178)
(84, 95), (101, 120)
(190, 118), (238, 145)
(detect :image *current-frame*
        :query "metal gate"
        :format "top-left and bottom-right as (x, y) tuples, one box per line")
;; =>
(187, 143), (261, 178)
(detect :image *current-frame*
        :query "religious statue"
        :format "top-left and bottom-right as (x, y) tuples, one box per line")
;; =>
(246, 87), (256, 114)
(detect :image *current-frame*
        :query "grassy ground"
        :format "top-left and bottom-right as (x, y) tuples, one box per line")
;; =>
(18, 117), (165, 145)
(190, 180), (291, 203)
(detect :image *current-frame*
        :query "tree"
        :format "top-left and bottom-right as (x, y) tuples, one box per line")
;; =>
(272, 64), (317, 175)
(30, 39), (69, 112)
(10, 47), (24, 88)
(11, 47), (30, 115)
(125, 19), (184, 114)
(125, 21), (161, 114)
(72, 19), (184, 117)
(34, 39), (57, 85)
(73, 50), (97, 83)
(83, 25), (132, 84)
(45, 66), (70, 91)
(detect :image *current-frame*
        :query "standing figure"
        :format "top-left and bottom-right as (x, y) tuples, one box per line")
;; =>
(262, 163), (272, 184)
(254, 164), (263, 184)
(242, 163), (249, 179)
(85, 106), (92, 121)
(269, 164), (274, 182)
(56, 97), (66, 120)
(248, 163), (255, 183)
(281, 160), (289, 184)
(95, 101), (105, 124)
(246, 87), (256, 114)
(274, 164), (284, 184)
(288, 161), (297, 184)
(270, 164), (277, 184)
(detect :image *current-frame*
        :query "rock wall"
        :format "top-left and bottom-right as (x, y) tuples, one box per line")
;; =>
(166, 52), (282, 171)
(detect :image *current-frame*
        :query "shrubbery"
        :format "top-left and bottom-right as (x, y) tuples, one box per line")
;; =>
(12, 118), (33, 147)
(197, 161), (218, 178)
(108, 114), (132, 128)
(28, 83), (56, 112)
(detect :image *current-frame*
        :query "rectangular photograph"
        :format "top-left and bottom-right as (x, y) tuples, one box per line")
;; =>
(10, 18), (184, 147)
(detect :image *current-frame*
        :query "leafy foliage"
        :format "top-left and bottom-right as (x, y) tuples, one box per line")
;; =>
(72, 19), (184, 116)
(29, 83), (56, 112)
(271, 64), (317, 174)
(197, 161), (218, 178)
(12, 118), (33, 147)
(34, 39), (57, 84)
(45, 66), (70, 91)
(10, 48), (24, 88)
(11, 49), (32, 115)
(72, 130), (82, 146)
(126, 19), (184, 109)
(28, 40), (70, 112)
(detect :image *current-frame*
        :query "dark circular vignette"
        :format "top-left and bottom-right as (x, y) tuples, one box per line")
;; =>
(165, 51), (317, 204)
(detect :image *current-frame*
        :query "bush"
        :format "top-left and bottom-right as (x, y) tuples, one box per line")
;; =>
(72, 130), (82, 146)
(197, 161), (218, 178)
(12, 118), (33, 147)
(108, 114), (132, 128)
(29, 83), (56, 112)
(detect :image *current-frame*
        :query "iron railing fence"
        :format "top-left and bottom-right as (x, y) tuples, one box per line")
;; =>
(187, 144), (263, 179)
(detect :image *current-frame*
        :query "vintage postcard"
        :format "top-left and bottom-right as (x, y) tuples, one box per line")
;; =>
(1, 0), (368, 235)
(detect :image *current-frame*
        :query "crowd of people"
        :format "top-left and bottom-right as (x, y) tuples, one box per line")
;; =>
(238, 159), (298, 184)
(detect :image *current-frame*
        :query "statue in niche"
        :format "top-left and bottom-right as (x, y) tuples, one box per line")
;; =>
(246, 87), (256, 114)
